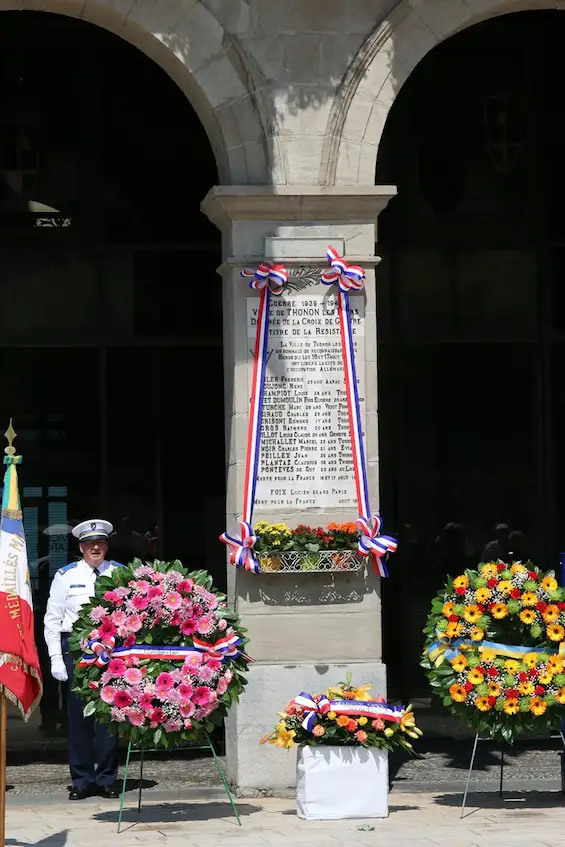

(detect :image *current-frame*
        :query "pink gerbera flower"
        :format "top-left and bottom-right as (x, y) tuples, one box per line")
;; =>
(99, 619), (117, 639)
(114, 690), (133, 709)
(108, 658), (126, 677)
(196, 616), (214, 635)
(124, 668), (143, 685)
(177, 579), (194, 594)
(114, 587), (130, 600)
(164, 718), (182, 733)
(184, 653), (203, 670)
(204, 657), (222, 672)
(217, 619), (228, 631)
(131, 595), (149, 612)
(89, 605), (107, 624)
(104, 591), (119, 603)
(100, 686), (116, 704)
(111, 610), (127, 626)
(127, 614), (143, 632)
(134, 565), (155, 579)
(139, 693), (154, 711)
(126, 709), (146, 727)
(164, 592), (182, 611)
(217, 677), (228, 695)
(134, 580), (150, 595)
(178, 683), (194, 700)
(150, 707), (165, 724)
(123, 634), (136, 648)
(169, 612), (181, 627)
(148, 587), (163, 601)
(180, 619), (197, 636)
(180, 701), (195, 718)
(193, 686), (213, 706)
(156, 672), (174, 691)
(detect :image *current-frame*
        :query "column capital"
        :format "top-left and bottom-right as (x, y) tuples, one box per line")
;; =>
(201, 184), (397, 229)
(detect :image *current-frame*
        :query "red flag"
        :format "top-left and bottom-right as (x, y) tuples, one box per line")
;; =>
(0, 442), (42, 720)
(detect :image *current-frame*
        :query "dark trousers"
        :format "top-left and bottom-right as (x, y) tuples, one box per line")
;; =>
(62, 637), (118, 789)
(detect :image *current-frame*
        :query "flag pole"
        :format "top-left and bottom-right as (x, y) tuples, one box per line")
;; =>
(0, 690), (5, 847)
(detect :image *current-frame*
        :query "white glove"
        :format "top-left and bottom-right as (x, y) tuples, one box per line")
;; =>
(51, 656), (68, 682)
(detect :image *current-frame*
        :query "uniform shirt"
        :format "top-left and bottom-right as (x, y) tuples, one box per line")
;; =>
(44, 559), (120, 659)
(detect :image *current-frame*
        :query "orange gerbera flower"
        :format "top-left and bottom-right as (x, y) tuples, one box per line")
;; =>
(336, 715), (350, 727)
(542, 605), (560, 623)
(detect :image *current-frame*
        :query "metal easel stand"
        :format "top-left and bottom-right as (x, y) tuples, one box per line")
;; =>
(461, 730), (565, 819)
(117, 732), (241, 833)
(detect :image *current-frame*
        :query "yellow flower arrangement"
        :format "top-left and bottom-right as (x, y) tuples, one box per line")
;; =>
(442, 602), (455, 618)
(480, 563), (498, 578)
(470, 626), (484, 641)
(520, 609), (536, 625)
(510, 563), (527, 574)
(547, 656), (564, 674)
(491, 602), (508, 619)
(450, 655), (468, 673)
(453, 575), (469, 590)
(475, 697), (492, 712)
(504, 699), (519, 715)
(530, 697), (547, 716)
(463, 605), (482, 624)
(519, 681), (535, 696)
(487, 682), (502, 697)
(504, 660), (520, 674)
(498, 580), (513, 595)
(449, 684), (467, 702)
(475, 587), (491, 604)
(542, 605), (560, 623)
(521, 592), (538, 607)
(446, 621), (464, 639)
(541, 576), (558, 592)
(556, 687), (565, 705)
(547, 624), (565, 642)
(523, 652), (540, 669)
(467, 669), (484, 685)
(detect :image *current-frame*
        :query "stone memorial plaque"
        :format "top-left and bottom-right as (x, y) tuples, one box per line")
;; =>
(247, 287), (365, 511)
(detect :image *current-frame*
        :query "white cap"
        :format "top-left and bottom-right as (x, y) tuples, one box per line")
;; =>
(72, 519), (113, 543)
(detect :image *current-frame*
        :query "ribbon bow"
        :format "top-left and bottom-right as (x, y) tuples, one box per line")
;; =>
(356, 515), (397, 577)
(192, 632), (245, 662)
(86, 636), (116, 667)
(219, 521), (259, 573)
(320, 246), (365, 293)
(292, 692), (331, 732)
(242, 262), (288, 295)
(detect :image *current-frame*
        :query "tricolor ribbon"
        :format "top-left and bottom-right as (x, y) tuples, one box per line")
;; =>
(77, 634), (246, 669)
(321, 246), (397, 577)
(356, 515), (398, 578)
(291, 691), (404, 733)
(220, 262), (288, 573)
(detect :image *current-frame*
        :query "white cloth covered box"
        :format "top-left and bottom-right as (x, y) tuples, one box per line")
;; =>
(296, 745), (389, 820)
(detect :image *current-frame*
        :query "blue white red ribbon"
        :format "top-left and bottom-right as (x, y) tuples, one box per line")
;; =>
(220, 262), (288, 573)
(291, 690), (404, 733)
(78, 633), (246, 669)
(321, 246), (397, 577)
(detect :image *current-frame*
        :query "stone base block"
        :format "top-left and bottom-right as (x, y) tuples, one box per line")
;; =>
(225, 661), (387, 795)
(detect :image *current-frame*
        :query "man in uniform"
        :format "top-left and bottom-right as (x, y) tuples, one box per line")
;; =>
(44, 518), (121, 800)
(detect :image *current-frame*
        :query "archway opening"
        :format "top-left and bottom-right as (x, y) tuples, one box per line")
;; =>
(376, 10), (565, 700)
(0, 11), (224, 741)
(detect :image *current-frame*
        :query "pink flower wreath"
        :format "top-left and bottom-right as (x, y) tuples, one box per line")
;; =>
(68, 560), (250, 749)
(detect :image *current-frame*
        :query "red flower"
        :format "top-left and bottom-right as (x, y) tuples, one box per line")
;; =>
(488, 696), (497, 707)
(510, 589), (521, 600)
(536, 601), (548, 612)
(496, 563), (505, 571)
(487, 667), (499, 678)
(535, 685), (545, 695)
(529, 668), (539, 679)
(487, 578), (499, 588)
(528, 571), (538, 580)
(88, 681), (99, 690)
(448, 614), (459, 623)
(464, 682), (473, 692)
(506, 689), (519, 699)
(477, 605), (485, 613)
(558, 603), (565, 611)
(518, 672), (528, 683)
(455, 587), (466, 595)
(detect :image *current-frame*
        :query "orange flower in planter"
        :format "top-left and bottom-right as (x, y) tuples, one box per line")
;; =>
(336, 715), (350, 728)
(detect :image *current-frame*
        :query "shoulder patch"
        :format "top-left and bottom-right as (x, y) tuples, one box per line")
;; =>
(56, 561), (79, 576)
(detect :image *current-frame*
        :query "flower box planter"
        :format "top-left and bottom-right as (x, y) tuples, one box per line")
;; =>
(257, 550), (364, 574)
(296, 745), (389, 820)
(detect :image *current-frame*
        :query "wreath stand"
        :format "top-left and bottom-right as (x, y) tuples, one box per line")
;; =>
(117, 733), (241, 833)
(461, 729), (565, 818)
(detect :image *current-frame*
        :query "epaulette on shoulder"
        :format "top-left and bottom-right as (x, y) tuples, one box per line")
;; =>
(56, 561), (79, 576)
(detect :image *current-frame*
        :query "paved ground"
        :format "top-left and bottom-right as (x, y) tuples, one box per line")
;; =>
(6, 789), (565, 846)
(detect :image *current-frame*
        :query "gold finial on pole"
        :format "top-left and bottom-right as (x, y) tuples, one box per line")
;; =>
(4, 419), (16, 456)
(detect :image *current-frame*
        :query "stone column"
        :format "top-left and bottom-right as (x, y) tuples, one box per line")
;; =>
(202, 185), (396, 795)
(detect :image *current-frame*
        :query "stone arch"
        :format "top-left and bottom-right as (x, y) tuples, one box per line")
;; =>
(323, 0), (558, 186)
(6, 0), (270, 184)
